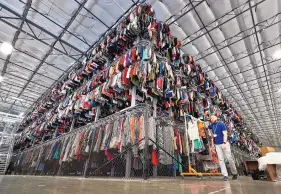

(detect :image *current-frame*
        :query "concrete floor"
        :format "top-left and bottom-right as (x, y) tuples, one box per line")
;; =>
(0, 175), (280, 194)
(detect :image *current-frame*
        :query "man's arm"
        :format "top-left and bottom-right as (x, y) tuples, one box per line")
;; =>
(221, 122), (228, 143)
(222, 131), (228, 143)
(208, 128), (214, 148)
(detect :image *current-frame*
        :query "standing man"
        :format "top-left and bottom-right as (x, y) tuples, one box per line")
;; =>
(208, 115), (238, 181)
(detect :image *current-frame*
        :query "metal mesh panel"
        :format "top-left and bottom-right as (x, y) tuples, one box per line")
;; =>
(9, 153), (22, 175)
(57, 133), (89, 177)
(147, 144), (189, 178)
(8, 103), (254, 179)
(147, 137), (189, 178)
(10, 147), (41, 175)
(86, 147), (138, 178)
(55, 126), (93, 176)
(34, 139), (62, 176)
(85, 136), (146, 179)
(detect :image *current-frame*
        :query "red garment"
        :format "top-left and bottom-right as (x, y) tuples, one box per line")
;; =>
(75, 132), (85, 160)
(181, 135), (186, 154)
(105, 149), (113, 161)
(174, 129), (179, 153)
(131, 49), (137, 62)
(212, 149), (218, 164)
(151, 149), (159, 166)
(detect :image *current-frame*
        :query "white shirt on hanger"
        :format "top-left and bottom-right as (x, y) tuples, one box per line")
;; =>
(188, 118), (200, 141)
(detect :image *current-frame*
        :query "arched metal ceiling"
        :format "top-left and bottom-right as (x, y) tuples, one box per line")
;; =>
(0, 0), (280, 146)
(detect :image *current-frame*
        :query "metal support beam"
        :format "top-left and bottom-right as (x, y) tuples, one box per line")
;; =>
(19, 0), (91, 47)
(0, 81), (43, 96)
(195, 12), (281, 61)
(10, 0), (141, 117)
(166, 0), (206, 26)
(0, 89), (37, 102)
(6, 0), (89, 113)
(0, 2), (85, 55)
(3, 72), (49, 89)
(0, 100), (31, 110)
(0, 18), (81, 62)
(249, 0), (278, 139)
(212, 57), (281, 82)
(0, 57), (56, 81)
(220, 64), (281, 91)
(226, 0), (279, 140)
(182, 0), (265, 46)
(12, 47), (67, 73)
(1, 0), (32, 76)
(84, 0), (141, 55)
(204, 34), (281, 74)
(188, 0), (269, 141)
(224, 86), (281, 102)
(73, 0), (109, 28)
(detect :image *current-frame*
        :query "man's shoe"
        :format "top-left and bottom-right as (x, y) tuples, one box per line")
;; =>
(232, 174), (238, 180)
(223, 176), (228, 181)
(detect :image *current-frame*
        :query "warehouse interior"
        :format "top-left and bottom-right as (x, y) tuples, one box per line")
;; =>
(0, 0), (281, 193)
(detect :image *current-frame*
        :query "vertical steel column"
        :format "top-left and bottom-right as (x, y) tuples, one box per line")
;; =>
(143, 105), (150, 180)
(168, 107), (176, 177)
(125, 148), (132, 178)
(131, 86), (137, 107)
(152, 98), (158, 178)
(125, 86), (136, 178)
(184, 114), (190, 173)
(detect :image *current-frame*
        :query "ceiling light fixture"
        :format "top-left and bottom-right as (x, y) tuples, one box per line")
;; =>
(273, 49), (281, 60)
(0, 42), (13, 55)
(0, 75), (3, 82)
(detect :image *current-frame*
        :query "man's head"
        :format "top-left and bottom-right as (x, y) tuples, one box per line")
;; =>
(210, 115), (218, 124)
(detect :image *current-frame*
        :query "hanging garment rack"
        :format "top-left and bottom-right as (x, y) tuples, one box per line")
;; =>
(13, 104), (150, 156)
(20, 34), (167, 152)
(27, 38), (155, 146)
(78, 39), (155, 92)
(181, 112), (221, 178)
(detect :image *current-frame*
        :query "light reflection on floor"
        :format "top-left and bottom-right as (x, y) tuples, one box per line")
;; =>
(0, 175), (280, 194)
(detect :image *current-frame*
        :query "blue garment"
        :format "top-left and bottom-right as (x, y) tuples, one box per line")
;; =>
(208, 122), (227, 145)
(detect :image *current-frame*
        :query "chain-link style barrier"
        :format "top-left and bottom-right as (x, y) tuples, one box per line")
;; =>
(9, 104), (253, 179)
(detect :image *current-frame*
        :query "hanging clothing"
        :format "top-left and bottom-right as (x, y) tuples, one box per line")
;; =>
(138, 115), (145, 150)
(109, 120), (119, 149)
(187, 118), (202, 152)
(100, 123), (113, 151)
(188, 118), (200, 141)
(94, 126), (104, 152)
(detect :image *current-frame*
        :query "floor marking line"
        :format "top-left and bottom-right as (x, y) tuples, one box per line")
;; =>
(208, 186), (230, 194)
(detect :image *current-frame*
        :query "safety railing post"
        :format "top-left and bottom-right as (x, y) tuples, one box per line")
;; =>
(152, 98), (158, 178)
(143, 105), (150, 180)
